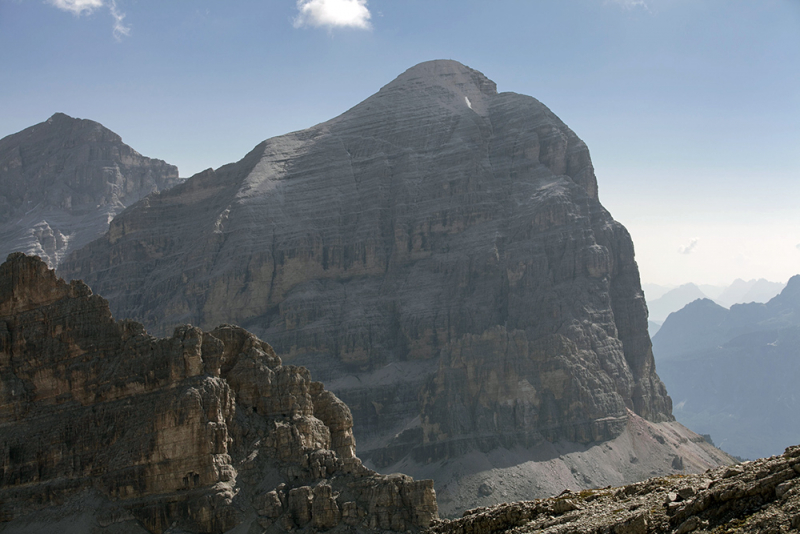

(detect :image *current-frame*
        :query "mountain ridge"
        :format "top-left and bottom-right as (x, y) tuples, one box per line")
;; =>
(652, 275), (800, 459)
(0, 112), (180, 267)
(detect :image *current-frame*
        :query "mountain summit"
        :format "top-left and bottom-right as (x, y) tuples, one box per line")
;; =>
(0, 113), (180, 267)
(60, 60), (727, 513)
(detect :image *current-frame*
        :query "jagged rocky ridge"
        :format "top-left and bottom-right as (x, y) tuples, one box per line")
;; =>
(0, 113), (180, 268)
(428, 445), (800, 533)
(0, 253), (437, 533)
(57, 60), (729, 509)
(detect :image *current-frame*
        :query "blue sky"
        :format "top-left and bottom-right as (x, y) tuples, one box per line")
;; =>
(1, 0), (798, 287)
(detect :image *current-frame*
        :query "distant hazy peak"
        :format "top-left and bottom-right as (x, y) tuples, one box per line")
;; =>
(674, 283), (704, 293)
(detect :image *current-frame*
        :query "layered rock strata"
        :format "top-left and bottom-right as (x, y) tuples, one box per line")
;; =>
(60, 61), (674, 471)
(0, 113), (180, 267)
(0, 253), (437, 533)
(429, 444), (800, 534)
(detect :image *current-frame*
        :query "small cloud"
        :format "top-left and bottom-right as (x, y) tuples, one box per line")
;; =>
(48, 0), (130, 40)
(109, 1), (130, 40)
(605, 0), (648, 9)
(294, 0), (372, 30)
(49, 0), (104, 15)
(678, 238), (699, 255)
(796, 244), (800, 251)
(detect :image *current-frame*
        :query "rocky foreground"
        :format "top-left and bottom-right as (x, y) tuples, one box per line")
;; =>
(0, 253), (436, 533)
(429, 445), (800, 533)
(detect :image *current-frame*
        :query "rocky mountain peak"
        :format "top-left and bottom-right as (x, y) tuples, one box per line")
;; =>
(380, 59), (498, 101)
(0, 113), (180, 267)
(47, 111), (82, 124)
(56, 61), (727, 512)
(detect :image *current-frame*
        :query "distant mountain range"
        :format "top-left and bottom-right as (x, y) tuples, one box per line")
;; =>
(644, 279), (786, 324)
(652, 275), (800, 459)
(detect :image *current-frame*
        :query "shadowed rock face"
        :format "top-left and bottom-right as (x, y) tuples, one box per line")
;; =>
(0, 253), (437, 533)
(0, 113), (180, 267)
(59, 60), (672, 468)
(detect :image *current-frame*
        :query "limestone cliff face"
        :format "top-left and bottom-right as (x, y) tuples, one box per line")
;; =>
(0, 113), (180, 267)
(0, 253), (437, 533)
(59, 60), (672, 467)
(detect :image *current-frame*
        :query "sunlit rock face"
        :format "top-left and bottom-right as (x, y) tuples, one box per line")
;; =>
(60, 60), (673, 469)
(0, 113), (180, 267)
(0, 253), (437, 533)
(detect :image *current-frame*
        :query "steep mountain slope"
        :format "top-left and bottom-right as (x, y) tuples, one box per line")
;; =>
(429, 444), (800, 534)
(653, 276), (800, 459)
(59, 60), (726, 510)
(0, 113), (180, 267)
(0, 253), (437, 533)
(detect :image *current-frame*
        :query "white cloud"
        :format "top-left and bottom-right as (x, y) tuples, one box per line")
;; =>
(678, 238), (699, 255)
(796, 244), (800, 251)
(48, 0), (130, 40)
(294, 0), (372, 30)
(109, 0), (130, 40)
(48, 0), (104, 15)
(605, 0), (648, 9)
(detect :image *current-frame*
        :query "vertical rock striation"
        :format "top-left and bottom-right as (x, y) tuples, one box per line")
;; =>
(0, 113), (180, 267)
(0, 253), (437, 533)
(59, 60), (678, 498)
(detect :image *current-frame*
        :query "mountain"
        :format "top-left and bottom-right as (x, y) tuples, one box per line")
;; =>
(431, 445), (800, 534)
(59, 60), (728, 513)
(650, 299), (730, 360)
(648, 320), (662, 336)
(697, 283), (726, 301)
(642, 283), (674, 301)
(652, 276), (800, 459)
(715, 278), (786, 308)
(646, 283), (709, 323)
(0, 113), (180, 267)
(0, 253), (437, 533)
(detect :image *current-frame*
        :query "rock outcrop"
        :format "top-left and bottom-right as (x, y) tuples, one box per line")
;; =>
(428, 444), (800, 533)
(653, 276), (800, 460)
(0, 253), (437, 533)
(0, 113), (180, 268)
(58, 60), (722, 509)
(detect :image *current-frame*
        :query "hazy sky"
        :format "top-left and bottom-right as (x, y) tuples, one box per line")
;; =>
(1, 0), (798, 287)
